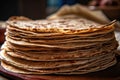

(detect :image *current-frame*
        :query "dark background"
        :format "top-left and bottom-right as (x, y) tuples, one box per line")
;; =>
(0, 0), (90, 20)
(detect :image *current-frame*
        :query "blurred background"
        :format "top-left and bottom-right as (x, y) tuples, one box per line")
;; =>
(0, 0), (120, 20)
(0, 0), (94, 20)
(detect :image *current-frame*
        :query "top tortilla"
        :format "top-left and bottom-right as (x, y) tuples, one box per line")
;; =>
(6, 18), (115, 34)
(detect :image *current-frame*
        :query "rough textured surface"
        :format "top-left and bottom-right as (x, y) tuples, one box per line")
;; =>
(6, 18), (115, 34)
(0, 17), (118, 75)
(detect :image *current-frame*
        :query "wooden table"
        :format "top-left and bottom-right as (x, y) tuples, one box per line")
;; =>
(0, 56), (120, 80)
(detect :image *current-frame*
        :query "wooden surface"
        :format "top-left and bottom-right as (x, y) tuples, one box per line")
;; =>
(0, 56), (120, 80)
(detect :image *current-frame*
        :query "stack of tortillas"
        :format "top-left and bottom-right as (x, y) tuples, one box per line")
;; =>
(0, 15), (118, 74)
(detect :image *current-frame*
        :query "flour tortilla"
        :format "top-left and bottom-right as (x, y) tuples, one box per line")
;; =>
(7, 25), (114, 38)
(56, 58), (116, 75)
(1, 54), (116, 74)
(0, 49), (115, 69)
(6, 30), (115, 44)
(2, 40), (117, 61)
(6, 18), (115, 34)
